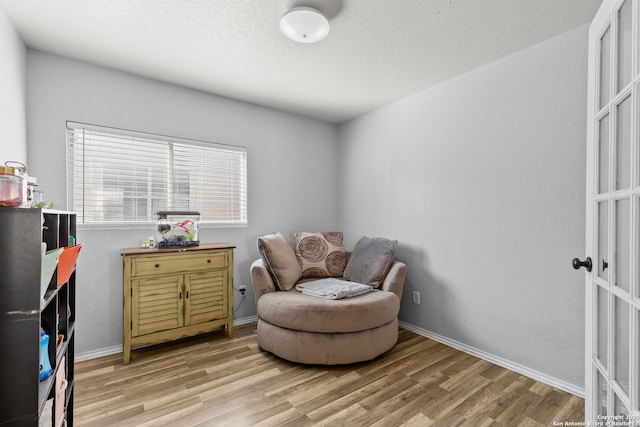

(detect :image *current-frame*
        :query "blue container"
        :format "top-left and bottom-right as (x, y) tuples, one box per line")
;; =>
(39, 328), (52, 380)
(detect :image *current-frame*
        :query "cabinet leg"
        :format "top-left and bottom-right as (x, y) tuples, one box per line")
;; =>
(226, 322), (233, 338)
(123, 346), (131, 364)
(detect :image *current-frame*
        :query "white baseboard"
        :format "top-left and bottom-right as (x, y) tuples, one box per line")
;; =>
(398, 321), (585, 398)
(234, 315), (258, 326)
(75, 315), (259, 362)
(75, 344), (122, 362)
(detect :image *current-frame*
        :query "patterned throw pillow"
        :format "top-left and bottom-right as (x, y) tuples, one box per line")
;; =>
(294, 232), (347, 279)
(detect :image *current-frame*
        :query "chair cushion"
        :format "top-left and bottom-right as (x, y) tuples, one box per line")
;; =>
(257, 233), (301, 291)
(343, 236), (398, 288)
(257, 289), (399, 333)
(294, 231), (347, 278)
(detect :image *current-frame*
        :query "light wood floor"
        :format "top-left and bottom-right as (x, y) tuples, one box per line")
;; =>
(74, 324), (583, 426)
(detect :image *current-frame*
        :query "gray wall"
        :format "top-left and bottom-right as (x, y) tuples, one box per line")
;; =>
(338, 26), (587, 388)
(20, 22), (588, 389)
(26, 50), (339, 356)
(0, 6), (26, 162)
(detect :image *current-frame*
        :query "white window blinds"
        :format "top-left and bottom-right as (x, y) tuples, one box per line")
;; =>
(66, 122), (247, 226)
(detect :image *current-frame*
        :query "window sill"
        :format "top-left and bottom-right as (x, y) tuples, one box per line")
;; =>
(77, 221), (247, 231)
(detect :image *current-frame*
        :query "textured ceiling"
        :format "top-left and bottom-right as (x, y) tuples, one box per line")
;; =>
(0, 0), (602, 123)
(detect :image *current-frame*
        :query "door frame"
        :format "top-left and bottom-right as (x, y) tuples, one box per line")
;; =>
(585, 0), (639, 420)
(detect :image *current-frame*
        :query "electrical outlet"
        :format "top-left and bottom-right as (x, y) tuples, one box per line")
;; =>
(238, 285), (246, 295)
(412, 291), (420, 305)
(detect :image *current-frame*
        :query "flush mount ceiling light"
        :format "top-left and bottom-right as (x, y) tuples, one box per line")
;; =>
(280, 7), (330, 43)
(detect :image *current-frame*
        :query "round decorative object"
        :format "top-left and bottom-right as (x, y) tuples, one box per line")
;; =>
(322, 232), (343, 245)
(298, 236), (329, 262)
(325, 251), (347, 276)
(280, 7), (330, 43)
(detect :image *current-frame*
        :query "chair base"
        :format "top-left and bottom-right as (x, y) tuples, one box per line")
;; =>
(256, 317), (398, 365)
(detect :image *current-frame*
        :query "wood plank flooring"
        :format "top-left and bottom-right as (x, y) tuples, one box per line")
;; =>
(74, 324), (584, 426)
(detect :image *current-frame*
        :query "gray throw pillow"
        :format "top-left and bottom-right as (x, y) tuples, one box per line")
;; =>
(343, 236), (398, 288)
(257, 233), (301, 291)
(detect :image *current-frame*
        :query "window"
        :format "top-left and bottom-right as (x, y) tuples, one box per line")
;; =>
(66, 122), (247, 226)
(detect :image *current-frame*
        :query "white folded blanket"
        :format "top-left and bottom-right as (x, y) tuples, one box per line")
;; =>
(296, 278), (373, 300)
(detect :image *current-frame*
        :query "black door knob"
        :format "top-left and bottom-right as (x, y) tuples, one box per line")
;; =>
(572, 257), (592, 272)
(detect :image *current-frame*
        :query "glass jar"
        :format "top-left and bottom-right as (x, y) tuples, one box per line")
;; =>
(0, 165), (25, 207)
(155, 211), (200, 248)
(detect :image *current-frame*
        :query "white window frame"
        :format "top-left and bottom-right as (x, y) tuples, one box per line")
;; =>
(66, 121), (248, 229)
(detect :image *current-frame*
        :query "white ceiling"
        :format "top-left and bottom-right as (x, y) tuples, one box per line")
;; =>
(0, 0), (602, 124)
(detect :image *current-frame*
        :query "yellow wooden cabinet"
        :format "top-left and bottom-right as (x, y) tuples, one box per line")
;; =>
(121, 243), (234, 364)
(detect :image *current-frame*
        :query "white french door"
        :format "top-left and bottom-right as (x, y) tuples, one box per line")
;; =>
(584, 0), (640, 420)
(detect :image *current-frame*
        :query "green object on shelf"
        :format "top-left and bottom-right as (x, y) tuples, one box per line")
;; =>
(41, 248), (63, 298)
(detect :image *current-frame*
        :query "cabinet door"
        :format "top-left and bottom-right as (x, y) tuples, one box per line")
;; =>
(132, 275), (184, 336)
(184, 270), (227, 326)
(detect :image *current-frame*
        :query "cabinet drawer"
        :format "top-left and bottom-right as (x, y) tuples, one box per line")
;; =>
(131, 251), (228, 276)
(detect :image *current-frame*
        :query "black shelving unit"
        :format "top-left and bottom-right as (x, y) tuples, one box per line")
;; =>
(0, 207), (76, 426)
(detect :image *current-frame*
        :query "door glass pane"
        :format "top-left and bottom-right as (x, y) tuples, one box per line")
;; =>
(638, 88), (640, 190)
(615, 198), (630, 292)
(637, 1), (640, 79)
(616, 95), (632, 190)
(597, 369), (608, 418)
(617, 0), (633, 92)
(600, 26), (612, 109)
(599, 201), (609, 281)
(636, 0), (640, 80)
(597, 285), (609, 366)
(614, 393), (629, 415)
(599, 114), (610, 194)
(637, 309), (640, 411)
(614, 296), (630, 395)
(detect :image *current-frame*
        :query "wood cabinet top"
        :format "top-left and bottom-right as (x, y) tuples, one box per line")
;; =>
(121, 242), (235, 256)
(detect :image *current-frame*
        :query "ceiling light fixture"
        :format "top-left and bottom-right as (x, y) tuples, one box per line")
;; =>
(279, 7), (330, 43)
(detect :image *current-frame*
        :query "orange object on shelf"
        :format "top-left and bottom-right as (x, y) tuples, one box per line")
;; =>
(57, 244), (82, 285)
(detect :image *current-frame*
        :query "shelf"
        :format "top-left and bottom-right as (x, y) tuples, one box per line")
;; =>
(1, 207), (76, 426)
(38, 325), (74, 416)
(41, 287), (58, 310)
(56, 323), (75, 362)
(37, 368), (54, 417)
(65, 380), (74, 411)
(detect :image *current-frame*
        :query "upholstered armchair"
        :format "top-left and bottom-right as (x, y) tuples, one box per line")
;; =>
(250, 233), (407, 364)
